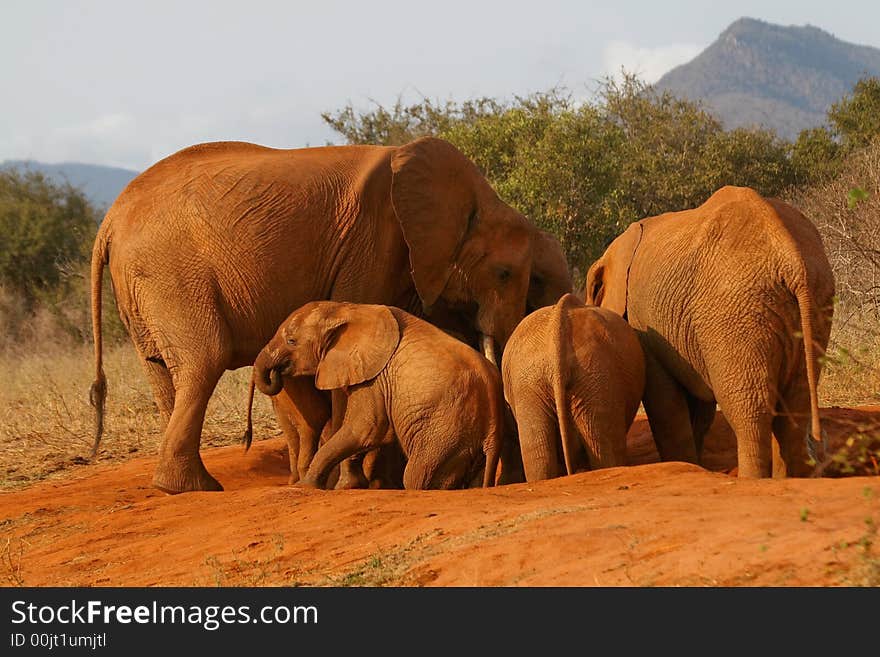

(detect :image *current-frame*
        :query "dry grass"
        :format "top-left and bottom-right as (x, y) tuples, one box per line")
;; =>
(821, 318), (880, 406)
(0, 342), (278, 490)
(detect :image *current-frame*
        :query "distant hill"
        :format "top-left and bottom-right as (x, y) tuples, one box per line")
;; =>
(654, 17), (880, 140)
(0, 160), (139, 210)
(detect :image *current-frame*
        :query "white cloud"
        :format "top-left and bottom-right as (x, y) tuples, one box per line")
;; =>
(601, 41), (704, 84)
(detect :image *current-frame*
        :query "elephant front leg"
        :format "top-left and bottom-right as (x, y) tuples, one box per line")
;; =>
(273, 378), (331, 485)
(298, 424), (383, 489)
(329, 391), (370, 490)
(299, 389), (393, 489)
(641, 353), (699, 464)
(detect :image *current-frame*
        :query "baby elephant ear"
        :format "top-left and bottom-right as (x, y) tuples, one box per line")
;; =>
(315, 304), (401, 390)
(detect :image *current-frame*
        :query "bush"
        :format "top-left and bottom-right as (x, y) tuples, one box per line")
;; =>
(0, 169), (97, 307)
(0, 168), (125, 349)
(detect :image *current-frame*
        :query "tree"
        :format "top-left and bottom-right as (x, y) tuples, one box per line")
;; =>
(791, 126), (841, 183)
(828, 77), (880, 151)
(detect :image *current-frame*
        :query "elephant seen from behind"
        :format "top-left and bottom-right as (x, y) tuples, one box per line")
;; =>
(585, 186), (835, 478)
(502, 294), (645, 480)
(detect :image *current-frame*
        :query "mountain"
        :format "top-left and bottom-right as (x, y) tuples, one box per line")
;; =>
(654, 17), (880, 140)
(0, 160), (139, 210)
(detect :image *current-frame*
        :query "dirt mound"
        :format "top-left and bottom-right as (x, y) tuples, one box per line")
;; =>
(1, 408), (879, 587)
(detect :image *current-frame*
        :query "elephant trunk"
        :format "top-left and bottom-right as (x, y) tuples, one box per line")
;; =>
(254, 349), (285, 397)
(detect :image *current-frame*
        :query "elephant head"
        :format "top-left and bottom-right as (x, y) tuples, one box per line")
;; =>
(390, 137), (532, 362)
(254, 302), (400, 396)
(584, 222), (644, 316)
(527, 229), (573, 312)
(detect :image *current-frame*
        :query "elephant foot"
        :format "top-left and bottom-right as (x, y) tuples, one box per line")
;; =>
(152, 455), (224, 494)
(293, 477), (321, 490)
(334, 469), (369, 490)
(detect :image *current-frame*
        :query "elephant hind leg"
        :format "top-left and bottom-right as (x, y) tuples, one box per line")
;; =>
(335, 455), (370, 490)
(728, 411), (774, 478)
(708, 346), (780, 478)
(363, 442), (405, 489)
(139, 356), (175, 425)
(713, 387), (775, 478)
(152, 363), (225, 493)
(399, 438), (469, 490)
(509, 390), (565, 481)
(424, 450), (475, 490)
(641, 353), (698, 464)
(771, 379), (814, 478)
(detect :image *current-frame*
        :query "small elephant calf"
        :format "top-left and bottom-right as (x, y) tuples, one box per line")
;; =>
(254, 301), (504, 489)
(502, 294), (645, 481)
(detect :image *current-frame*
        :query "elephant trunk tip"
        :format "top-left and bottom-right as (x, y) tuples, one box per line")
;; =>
(255, 365), (284, 397)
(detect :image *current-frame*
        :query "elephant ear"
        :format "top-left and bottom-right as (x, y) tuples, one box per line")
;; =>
(315, 304), (401, 390)
(390, 137), (479, 310)
(585, 222), (643, 317)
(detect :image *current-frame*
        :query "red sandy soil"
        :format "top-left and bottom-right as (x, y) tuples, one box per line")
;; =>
(2, 408), (879, 587)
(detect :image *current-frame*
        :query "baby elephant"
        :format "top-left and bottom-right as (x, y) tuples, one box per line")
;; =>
(254, 301), (503, 489)
(502, 294), (645, 480)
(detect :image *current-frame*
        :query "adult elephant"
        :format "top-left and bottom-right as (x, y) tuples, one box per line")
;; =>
(89, 137), (535, 493)
(585, 186), (835, 478)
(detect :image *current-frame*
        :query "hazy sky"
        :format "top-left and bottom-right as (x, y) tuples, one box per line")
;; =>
(3, 0), (879, 171)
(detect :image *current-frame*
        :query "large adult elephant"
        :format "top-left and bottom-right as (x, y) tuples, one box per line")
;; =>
(89, 137), (537, 493)
(584, 186), (835, 478)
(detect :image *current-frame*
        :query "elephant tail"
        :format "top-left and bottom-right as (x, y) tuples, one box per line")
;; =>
(242, 373), (256, 452)
(794, 284), (823, 446)
(552, 294), (578, 476)
(88, 219), (111, 460)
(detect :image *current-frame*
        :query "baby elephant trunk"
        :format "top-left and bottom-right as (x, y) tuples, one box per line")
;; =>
(253, 350), (285, 396)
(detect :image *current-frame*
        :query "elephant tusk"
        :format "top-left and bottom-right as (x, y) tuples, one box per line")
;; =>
(480, 333), (498, 368)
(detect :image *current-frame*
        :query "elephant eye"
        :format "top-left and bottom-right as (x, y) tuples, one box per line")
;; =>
(497, 267), (512, 283)
(286, 337), (297, 345)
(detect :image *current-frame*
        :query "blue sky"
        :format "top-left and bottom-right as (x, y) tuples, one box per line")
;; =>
(3, 0), (878, 170)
